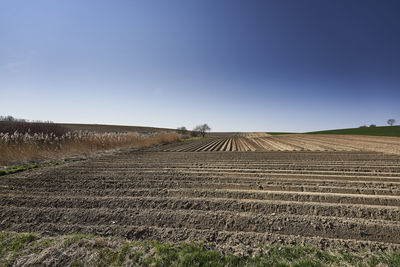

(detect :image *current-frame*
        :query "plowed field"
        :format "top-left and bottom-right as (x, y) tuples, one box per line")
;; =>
(161, 133), (400, 154)
(1, 134), (400, 252)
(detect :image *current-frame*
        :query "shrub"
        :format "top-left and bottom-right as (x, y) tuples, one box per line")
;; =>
(177, 127), (188, 135)
(190, 131), (200, 137)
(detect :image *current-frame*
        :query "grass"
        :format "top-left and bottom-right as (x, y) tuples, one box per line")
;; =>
(306, 126), (400, 137)
(0, 161), (63, 177)
(1, 231), (400, 266)
(268, 126), (400, 137)
(0, 163), (40, 176)
(0, 232), (38, 265)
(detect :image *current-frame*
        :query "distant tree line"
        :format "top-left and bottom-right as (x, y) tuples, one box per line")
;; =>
(0, 115), (67, 136)
(359, 118), (396, 128)
(177, 124), (211, 137)
(0, 115), (53, 123)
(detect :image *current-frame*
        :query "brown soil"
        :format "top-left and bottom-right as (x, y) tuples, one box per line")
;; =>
(1, 142), (400, 252)
(160, 134), (400, 154)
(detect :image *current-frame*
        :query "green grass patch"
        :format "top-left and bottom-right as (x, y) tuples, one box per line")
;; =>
(306, 126), (400, 137)
(1, 231), (400, 266)
(0, 163), (39, 176)
(0, 232), (38, 265)
(0, 160), (62, 177)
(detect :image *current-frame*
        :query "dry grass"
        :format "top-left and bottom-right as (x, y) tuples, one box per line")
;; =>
(0, 131), (180, 166)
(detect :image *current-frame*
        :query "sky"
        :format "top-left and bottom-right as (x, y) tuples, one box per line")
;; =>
(1, 0), (399, 132)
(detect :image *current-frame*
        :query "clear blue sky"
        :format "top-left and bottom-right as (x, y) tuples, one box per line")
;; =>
(1, 0), (399, 132)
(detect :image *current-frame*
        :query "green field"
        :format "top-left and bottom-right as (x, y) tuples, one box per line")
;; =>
(306, 126), (400, 137)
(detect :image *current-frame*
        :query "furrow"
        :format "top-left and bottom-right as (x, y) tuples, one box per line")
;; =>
(2, 195), (400, 221)
(1, 206), (400, 244)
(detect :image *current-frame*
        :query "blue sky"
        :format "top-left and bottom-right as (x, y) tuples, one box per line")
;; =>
(1, 0), (399, 132)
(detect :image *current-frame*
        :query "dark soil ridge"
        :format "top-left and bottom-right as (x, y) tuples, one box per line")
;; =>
(2, 205), (400, 244)
(3, 187), (400, 206)
(1, 195), (399, 221)
(3, 180), (400, 195)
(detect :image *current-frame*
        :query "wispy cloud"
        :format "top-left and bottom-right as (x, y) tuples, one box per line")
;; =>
(3, 61), (25, 73)
(2, 50), (35, 74)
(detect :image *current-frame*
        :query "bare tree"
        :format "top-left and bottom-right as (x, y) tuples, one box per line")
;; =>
(193, 124), (211, 137)
(177, 126), (188, 135)
(387, 119), (396, 126)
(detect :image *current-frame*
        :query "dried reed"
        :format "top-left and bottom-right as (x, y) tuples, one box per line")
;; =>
(0, 131), (180, 166)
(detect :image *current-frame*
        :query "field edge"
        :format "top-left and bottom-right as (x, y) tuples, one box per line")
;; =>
(1, 231), (400, 267)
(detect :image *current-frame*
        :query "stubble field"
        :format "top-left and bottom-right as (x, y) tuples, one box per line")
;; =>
(1, 133), (400, 255)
